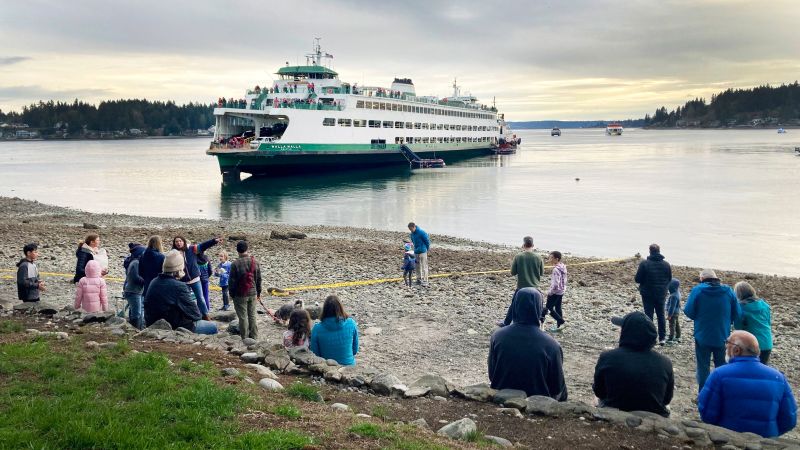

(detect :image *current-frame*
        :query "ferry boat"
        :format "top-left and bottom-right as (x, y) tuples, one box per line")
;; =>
(606, 123), (623, 136)
(551, 127), (561, 136)
(207, 40), (500, 180)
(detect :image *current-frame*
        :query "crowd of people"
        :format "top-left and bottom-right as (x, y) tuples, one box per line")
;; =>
(13, 227), (798, 439)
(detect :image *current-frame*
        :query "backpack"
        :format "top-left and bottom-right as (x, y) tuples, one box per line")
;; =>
(237, 256), (256, 296)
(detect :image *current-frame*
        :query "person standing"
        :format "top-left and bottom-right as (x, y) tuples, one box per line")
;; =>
(408, 222), (430, 286)
(593, 312), (674, 417)
(401, 242), (416, 288)
(228, 240), (262, 340)
(488, 288), (567, 400)
(74, 234), (109, 283)
(214, 251), (232, 311)
(666, 278), (682, 344)
(138, 236), (165, 297)
(16, 243), (45, 302)
(501, 236), (544, 327)
(733, 281), (773, 365)
(698, 330), (796, 438)
(123, 244), (146, 329)
(171, 235), (221, 319)
(543, 251), (568, 332)
(74, 260), (108, 313)
(683, 268), (742, 391)
(635, 243), (673, 345)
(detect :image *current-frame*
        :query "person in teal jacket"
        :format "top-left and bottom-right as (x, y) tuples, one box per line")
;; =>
(733, 281), (773, 364)
(310, 295), (359, 366)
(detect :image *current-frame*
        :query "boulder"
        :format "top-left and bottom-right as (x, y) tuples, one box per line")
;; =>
(503, 397), (528, 410)
(498, 407), (524, 418)
(104, 316), (127, 326)
(83, 222), (100, 229)
(14, 302), (58, 315)
(371, 372), (402, 395)
(287, 230), (306, 239)
(269, 230), (289, 240)
(408, 374), (451, 397)
(456, 383), (496, 402)
(525, 395), (557, 415)
(82, 311), (116, 324)
(264, 354), (293, 372)
(287, 348), (326, 366)
(240, 352), (263, 364)
(242, 338), (257, 346)
(436, 418), (477, 440)
(404, 386), (431, 398)
(227, 320), (239, 335)
(258, 378), (284, 392)
(493, 389), (528, 405)
(549, 400), (596, 417)
(209, 310), (237, 322)
(409, 418), (430, 430)
(144, 319), (173, 331)
(243, 363), (278, 380)
(331, 403), (350, 411)
(484, 435), (513, 448)
(221, 368), (240, 377)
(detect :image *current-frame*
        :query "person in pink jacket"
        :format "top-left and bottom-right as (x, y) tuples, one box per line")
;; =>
(74, 260), (108, 313)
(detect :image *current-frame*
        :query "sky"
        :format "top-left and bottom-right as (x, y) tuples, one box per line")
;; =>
(1, 0), (799, 121)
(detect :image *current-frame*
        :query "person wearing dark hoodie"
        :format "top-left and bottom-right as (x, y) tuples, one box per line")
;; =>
(666, 278), (682, 344)
(17, 243), (45, 302)
(684, 268), (742, 391)
(488, 288), (568, 400)
(138, 236), (165, 298)
(634, 243), (673, 345)
(123, 244), (146, 330)
(171, 235), (222, 319)
(593, 312), (675, 417)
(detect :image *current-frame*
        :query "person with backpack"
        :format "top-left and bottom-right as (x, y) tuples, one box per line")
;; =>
(228, 240), (262, 340)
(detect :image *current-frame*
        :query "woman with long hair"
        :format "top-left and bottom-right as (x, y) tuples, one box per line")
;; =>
(310, 295), (359, 365)
(138, 236), (165, 297)
(283, 309), (312, 350)
(73, 234), (108, 283)
(172, 235), (221, 319)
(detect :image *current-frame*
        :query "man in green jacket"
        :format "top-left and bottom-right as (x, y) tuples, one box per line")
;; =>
(500, 236), (543, 326)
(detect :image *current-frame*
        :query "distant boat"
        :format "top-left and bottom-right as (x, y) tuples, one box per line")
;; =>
(551, 127), (561, 136)
(777, 128), (787, 133)
(606, 123), (623, 136)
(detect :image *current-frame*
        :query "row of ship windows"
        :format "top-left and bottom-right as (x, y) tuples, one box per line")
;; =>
(323, 118), (498, 131)
(393, 136), (493, 144)
(355, 100), (494, 119)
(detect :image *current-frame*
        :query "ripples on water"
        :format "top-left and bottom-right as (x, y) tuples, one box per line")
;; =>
(0, 129), (798, 275)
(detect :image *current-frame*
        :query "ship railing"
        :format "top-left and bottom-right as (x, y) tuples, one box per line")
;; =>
(273, 102), (343, 111)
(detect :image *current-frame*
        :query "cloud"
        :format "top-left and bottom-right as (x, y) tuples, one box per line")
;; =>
(0, 56), (31, 66)
(0, 85), (112, 104)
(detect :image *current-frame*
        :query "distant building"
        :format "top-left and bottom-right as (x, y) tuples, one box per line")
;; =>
(129, 128), (143, 136)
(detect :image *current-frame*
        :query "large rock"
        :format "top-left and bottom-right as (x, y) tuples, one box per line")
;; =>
(227, 320), (239, 335)
(243, 363), (278, 380)
(258, 378), (284, 391)
(493, 389), (528, 405)
(436, 418), (477, 440)
(408, 374), (451, 397)
(144, 319), (173, 331)
(105, 316), (127, 326)
(82, 311), (116, 324)
(371, 372), (402, 395)
(456, 383), (496, 402)
(240, 352), (263, 363)
(404, 386), (431, 398)
(288, 348), (326, 366)
(484, 435), (513, 448)
(209, 310), (237, 322)
(14, 302), (58, 315)
(525, 395), (557, 415)
(549, 400), (596, 417)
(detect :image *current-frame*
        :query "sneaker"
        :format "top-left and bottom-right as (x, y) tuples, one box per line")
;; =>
(658, 339), (666, 346)
(549, 325), (561, 333)
(666, 339), (675, 346)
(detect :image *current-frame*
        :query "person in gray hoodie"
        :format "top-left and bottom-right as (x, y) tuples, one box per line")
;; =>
(666, 278), (681, 344)
(17, 243), (44, 301)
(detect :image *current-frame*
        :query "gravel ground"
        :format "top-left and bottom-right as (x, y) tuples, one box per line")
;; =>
(1, 196), (798, 441)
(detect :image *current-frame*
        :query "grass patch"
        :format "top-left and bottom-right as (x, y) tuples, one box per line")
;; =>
(0, 320), (24, 334)
(272, 403), (302, 419)
(0, 339), (314, 449)
(285, 381), (322, 402)
(349, 422), (395, 439)
(371, 404), (391, 420)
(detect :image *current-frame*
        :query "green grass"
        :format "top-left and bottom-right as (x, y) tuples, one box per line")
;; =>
(285, 381), (322, 402)
(349, 422), (394, 439)
(371, 404), (391, 420)
(0, 320), (24, 334)
(272, 403), (302, 419)
(0, 339), (314, 449)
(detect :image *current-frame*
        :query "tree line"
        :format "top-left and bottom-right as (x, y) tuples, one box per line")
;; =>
(0, 99), (215, 136)
(644, 82), (800, 127)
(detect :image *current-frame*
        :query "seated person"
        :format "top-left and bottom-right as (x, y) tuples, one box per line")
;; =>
(310, 295), (359, 365)
(593, 312), (674, 416)
(143, 250), (218, 335)
(284, 309), (311, 350)
(699, 330), (796, 438)
(488, 288), (567, 400)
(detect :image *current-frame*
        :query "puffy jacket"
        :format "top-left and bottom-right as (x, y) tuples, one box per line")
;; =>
(635, 253), (672, 299)
(174, 238), (219, 283)
(16, 258), (40, 301)
(138, 248), (165, 297)
(699, 356), (797, 437)
(409, 227), (430, 254)
(143, 273), (201, 332)
(734, 298), (773, 351)
(489, 288), (568, 400)
(593, 312), (674, 416)
(73, 244), (108, 283)
(74, 260), (108, 313)
(310, 317), (359, 366)
(683, 279), (742, 347)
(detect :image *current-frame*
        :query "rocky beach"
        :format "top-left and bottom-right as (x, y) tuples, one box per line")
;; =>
(1, 196), (798, 443)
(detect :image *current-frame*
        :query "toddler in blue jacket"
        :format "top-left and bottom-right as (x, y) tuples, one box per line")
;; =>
(402, 242), (416, 287)
(666, 278), (681, 344)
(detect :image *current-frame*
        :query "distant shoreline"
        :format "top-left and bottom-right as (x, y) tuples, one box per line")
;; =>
(0, 135), (211, 143)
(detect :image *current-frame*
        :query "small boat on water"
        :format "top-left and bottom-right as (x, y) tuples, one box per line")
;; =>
(551, 127), (561, 136)
(606, 123), (623, 136)
(778, 128), (787, 133)
(495, 113), (520, 154)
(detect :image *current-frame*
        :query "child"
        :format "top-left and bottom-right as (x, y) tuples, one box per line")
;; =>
(283, 308), (312, 350)
(75, 260), (108, 313)
(214, 250), (232, 311)
(543, 251), (567, 332)
(402, 242), (416, 287)
(666, 278), (681, 344)
(16, 242), (45, 302)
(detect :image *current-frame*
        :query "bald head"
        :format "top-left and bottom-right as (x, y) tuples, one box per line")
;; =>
(727, 330), (760, 357)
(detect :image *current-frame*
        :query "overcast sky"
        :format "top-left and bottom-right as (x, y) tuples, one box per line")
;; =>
(1, 0), (799, 120)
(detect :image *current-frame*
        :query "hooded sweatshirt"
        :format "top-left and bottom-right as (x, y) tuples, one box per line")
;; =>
(733, 296), (773, 351)
(74, 260), (108, 313)
(489, 288), (568, 400)
(666, 278), (681, 317)
(138, 247), (165, 297)
(123, 245), (146, 295)
(635, 252), (672, 299)
(310, 316), (359, 366)
(16, 257), (40, 301)
(592, 312), (674, 416)
(683, 279), (742, 347)
(548, 262), (567, 295)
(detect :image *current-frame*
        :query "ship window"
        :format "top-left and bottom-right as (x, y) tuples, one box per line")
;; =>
(405, 122), (413, 129)
(421, 123), (429, 129)
(402, 105), (408, 112)
(444, 124), (450, 130)
(437, 137), (443, 143)
(391, 103), (398, 111)
(323, 118), (335, 126)
(395, 137), (400, 144)
(414, 137), (421, 143)
(394, 121), (403, 128)
(407, 136), (413, 143)
(383, 121), (393, 128)
(379, 102), (386, 110)
(455, 125), (462, 131)
(368, 120), (381, 128)
(443, 137), (449, 143)
(353, 119), (366, 127)
(356, 101), (364, 108)
(436, 124), (443, 130)
(365, 101), (372, 109)
(414, 106), (420, 113)
(338, 118), (352, 127)
(456, 137), (461, 143)
(414, 123), (421, 129)
(422, 137), (429, 143)
(429, 123), (435, 129)
(372, 102), (380, 110)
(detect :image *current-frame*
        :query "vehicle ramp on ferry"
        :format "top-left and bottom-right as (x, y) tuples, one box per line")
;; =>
(399, 144), (446, 169)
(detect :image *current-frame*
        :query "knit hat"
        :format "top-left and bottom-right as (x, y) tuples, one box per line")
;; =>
(162, 249), (185, 277)
(404, 242), (413, 252)
(699, 268), (717, 280)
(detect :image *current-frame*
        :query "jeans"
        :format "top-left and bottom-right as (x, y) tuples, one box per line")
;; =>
(221, 286), (229, 307)
(695, 341), (726, 391)
(124, 292), (144, 330)
(200, 278), (211, 310)
(233, 295), (258, 339)
(543, 294), (565, 326)
(668, 315), (681, 340)
(642, 294), (667, 341)
(415, 252), (429, 285)
(193, 320), (218, 335)
(188, 281), (208, 317)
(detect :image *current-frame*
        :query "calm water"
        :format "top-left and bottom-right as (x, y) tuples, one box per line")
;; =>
(1, 129), (798, 276)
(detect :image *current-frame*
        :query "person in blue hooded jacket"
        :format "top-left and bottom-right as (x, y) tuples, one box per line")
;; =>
(666, 278), (681, 344)
(488, 287), (567, 400)
(683, 268), (742, 391)
(699, 330), (796, 438)
(310, 295), (359, 366)
(733, 281), (773, 364)
(408, 222), (430, 286)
